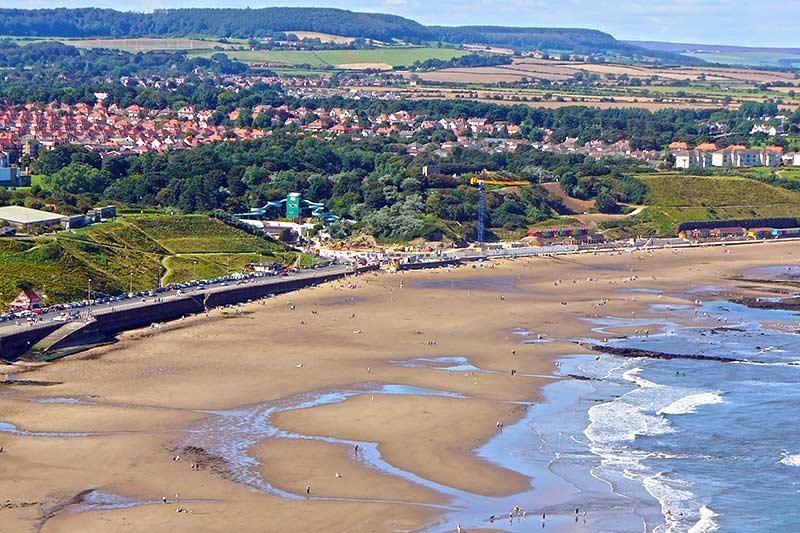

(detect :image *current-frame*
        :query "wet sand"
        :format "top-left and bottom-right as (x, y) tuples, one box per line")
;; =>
(1, 241), (799, 532)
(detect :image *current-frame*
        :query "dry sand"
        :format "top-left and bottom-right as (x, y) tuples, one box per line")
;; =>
(1, 241), (798, 532)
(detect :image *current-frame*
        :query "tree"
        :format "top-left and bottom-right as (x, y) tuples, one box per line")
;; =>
(43, 163), (110, 194)
(595, 192), (620, 214)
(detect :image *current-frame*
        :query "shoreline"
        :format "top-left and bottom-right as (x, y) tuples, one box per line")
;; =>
(1, 241), (799, 531)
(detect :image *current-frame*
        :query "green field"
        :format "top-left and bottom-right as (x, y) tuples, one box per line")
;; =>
(189, 47), (469, 67)
(0, 214), (295, 308)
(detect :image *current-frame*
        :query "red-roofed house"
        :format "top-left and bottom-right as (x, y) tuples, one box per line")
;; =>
(10, 288), (43, 312)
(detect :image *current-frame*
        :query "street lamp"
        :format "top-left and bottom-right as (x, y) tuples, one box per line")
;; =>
(129, 272), (134, 295)
(87, 277), (92, 318)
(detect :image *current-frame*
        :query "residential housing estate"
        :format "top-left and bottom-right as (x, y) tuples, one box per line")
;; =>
(672, 143), (784, 169)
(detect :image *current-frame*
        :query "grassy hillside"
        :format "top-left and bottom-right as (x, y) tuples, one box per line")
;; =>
(641, 174), (800, 207)
(0, 214), (295, 309)
(600, 173), (800, 237)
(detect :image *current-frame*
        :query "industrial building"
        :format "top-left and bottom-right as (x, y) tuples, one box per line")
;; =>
(0, 206), (64, 231)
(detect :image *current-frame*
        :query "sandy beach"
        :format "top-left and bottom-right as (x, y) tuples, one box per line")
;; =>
(1, 241), (798, 532)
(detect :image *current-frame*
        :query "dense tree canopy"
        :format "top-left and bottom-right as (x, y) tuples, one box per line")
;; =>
(12, 135), (659, 242)
(0, 7), (693, 61)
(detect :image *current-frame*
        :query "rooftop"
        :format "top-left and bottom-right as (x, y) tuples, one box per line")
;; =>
(0, 206), (64, 224)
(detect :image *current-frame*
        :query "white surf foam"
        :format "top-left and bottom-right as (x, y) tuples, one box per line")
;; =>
(658, 392), (724, 415)
(644, 472), (695, 533)
(587, 400), (675, 446)
(688, 505), (720, 533)
(779, 453), (800, 467)
(622, 367), (659, 388)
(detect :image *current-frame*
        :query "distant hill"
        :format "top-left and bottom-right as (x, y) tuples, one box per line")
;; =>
(0, 7), (431, 42)
(0, 7), (696, 64)
(628, 40), (800, 69)
(432, 26), (658, 57)
(627, 41), (800, 55)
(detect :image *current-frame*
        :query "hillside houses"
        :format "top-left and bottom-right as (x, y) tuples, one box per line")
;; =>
(0, 101), (268, 157)
(0, 97), (677, 167)
(672, 143), (785, 169)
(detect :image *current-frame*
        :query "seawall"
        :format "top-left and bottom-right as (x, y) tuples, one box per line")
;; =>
(1, 265), (379, 362)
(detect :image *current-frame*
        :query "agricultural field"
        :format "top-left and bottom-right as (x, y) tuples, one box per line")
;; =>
(284, 31), (355, 44)
(402, 56), (800, 109)
(191, 47), (469, 68)
(372, 85), (728, 111)
(0, 214), (295, 308)
(413, 58), (798, 85)
(57, 37), (236, 52)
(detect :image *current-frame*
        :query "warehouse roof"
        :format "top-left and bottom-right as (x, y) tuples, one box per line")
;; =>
(0, 206), (64, 224)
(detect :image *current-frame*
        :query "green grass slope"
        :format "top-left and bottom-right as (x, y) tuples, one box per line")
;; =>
(601, 173), (800, 237)
(0, 214), (295, 309)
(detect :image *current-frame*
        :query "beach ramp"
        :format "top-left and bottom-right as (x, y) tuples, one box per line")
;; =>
(26, 318), (97, 358)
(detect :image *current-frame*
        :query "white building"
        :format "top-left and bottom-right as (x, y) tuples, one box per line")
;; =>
(675, 147), (781, 169)
(674, 150), (712, 169)
(0, 206), (64, 231)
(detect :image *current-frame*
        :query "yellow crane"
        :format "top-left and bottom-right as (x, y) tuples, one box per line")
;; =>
(469, 171), (530, 243)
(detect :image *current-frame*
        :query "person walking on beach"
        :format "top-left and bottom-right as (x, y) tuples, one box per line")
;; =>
(306, 484), (311, 495)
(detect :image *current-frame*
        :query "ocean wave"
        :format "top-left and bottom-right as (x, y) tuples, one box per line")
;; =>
(657, 392), (724, 415)
(779, 453), (800, 467)
(688, 506), (720, 533)
(587, 400), (675, 446)
(644, 472), (695, 533)
(622, 367), (659, 388)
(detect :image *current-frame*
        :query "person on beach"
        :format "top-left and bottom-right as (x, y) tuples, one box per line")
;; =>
(306, 484), (311, 495)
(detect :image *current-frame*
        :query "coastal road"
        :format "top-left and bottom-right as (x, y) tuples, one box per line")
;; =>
(0, 264), (354, 336)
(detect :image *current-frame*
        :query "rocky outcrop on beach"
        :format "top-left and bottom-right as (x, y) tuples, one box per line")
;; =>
(733, 296), (800, 311)
(585, 343), (764, 364)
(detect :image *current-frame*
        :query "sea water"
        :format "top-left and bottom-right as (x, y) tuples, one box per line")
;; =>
(564, 300), (800, 532)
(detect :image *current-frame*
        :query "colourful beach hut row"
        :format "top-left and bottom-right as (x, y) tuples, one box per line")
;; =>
(678, 227), (747, 239)
(771, 228), (800, 238)
(747, 228), (774, 239)
(679, 226), (800, 240)
(527, 227), (591, 238)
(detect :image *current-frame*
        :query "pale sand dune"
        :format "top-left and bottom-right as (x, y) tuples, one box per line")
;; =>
(2, 241), (799, 531)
